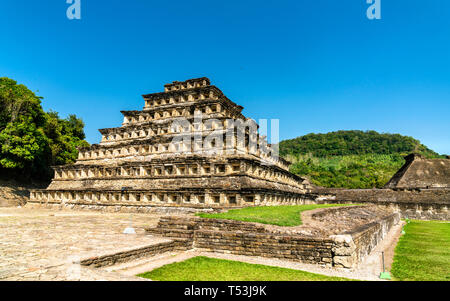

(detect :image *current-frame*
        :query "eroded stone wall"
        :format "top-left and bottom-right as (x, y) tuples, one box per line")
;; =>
(28, 190), (317, 211)
(195, 231), (335, 266)
(148, 212), (401, 268)
(80, 239), (191, 268)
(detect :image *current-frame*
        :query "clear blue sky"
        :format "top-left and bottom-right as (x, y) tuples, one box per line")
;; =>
(1, 0), (449, 154)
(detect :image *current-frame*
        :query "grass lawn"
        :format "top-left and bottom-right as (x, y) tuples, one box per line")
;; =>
(196, 204), (356, 226)
(391, 220), (450, 281)
(137, 256), (353, 281)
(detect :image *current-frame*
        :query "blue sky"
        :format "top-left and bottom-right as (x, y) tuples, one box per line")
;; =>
(0, 0), (449, 154)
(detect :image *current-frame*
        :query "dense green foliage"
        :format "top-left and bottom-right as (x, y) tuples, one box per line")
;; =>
(138, 256), (353, 281)
(44, 111), (89, 166)
(279, 131), (443, 189)
(197, 204), (355, 226)
(391, 220), (450, 281)
(0, 77), (89, 181)
(280, 130), (440, 158)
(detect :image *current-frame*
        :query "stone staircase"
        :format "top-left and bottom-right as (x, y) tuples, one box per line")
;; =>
(146, 216), (198, 239)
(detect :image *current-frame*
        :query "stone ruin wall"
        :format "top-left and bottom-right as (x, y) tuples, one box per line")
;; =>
(147, 209), (401, 269)
(27, 78), (450, 218)
(315, 188), (450, 220)
(384, 154), (450, 190)
(80, 239), (192, 268)
(29, 77), (314, 211)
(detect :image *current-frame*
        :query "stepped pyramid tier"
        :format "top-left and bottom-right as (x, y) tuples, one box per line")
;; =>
(30, 78), (314, 211)
(384, 153), (450, 189)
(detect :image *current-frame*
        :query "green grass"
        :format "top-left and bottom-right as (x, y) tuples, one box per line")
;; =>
(391, 220), (450, 281)
(197, 204), (356, 226)
(137, 256), (353, 281)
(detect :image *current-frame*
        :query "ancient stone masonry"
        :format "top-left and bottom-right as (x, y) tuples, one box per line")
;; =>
(30, 77), (313, 210)
(384, 153), (450, 189)
(314, 188), (450, 220)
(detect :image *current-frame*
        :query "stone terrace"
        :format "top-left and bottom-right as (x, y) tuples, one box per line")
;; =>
(0, 206), (403, 280)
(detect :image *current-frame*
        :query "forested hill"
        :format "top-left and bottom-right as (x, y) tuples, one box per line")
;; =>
(279, 131), (443, 189)
(280, 130), (441, 158)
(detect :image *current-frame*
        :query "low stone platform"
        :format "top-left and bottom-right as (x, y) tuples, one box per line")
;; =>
(147, 205), (401, 268)
(0, 206), (403, 280)
(0, 208), (183, 280)
(314, 188), (450, 220)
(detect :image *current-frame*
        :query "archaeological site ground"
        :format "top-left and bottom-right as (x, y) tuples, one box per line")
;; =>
(1, 78), (449, 282)
(2, 4), (450, 299)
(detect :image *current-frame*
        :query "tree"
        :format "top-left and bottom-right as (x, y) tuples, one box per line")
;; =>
(279, 130), (443, 189)
(0, 77), (46, 129)
(0, 77), (89, 181)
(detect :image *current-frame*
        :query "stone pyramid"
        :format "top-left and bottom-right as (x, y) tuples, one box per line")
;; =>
(30, 78), (313, 212)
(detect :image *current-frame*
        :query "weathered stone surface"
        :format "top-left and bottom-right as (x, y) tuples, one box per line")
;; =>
(148, 206), (400, 268)
(330, 235), (356, 256)
(29, 78), (313, 211)
(314, 188), (449, 220)
(0, 180), (40, 207)
(313, 153), (450, 221)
